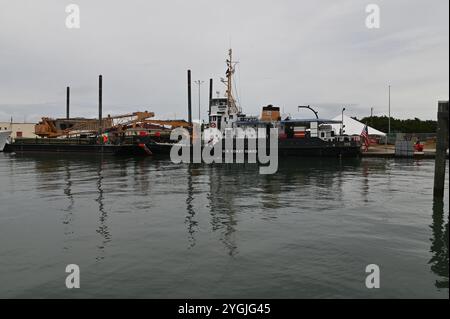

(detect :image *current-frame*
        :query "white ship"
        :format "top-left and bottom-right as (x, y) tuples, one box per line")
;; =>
(205, 49), (361, 157)
(146, 49), (361, 157)
(0, 130), (12, 151)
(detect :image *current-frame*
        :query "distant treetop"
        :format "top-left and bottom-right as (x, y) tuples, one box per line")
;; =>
(356, 116), (437, 133)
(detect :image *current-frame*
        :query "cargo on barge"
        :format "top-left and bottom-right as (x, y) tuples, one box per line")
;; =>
(3, 75), (190, 157)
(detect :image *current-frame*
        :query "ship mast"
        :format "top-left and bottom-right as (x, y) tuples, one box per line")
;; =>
(225, 49), (238, 114)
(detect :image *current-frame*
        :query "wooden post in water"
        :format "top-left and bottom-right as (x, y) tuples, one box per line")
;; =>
(209, 78), (213, 120)
(98, 75), (103, 135)
(433, 100), (449, 199)
(66, 86), (70, 119)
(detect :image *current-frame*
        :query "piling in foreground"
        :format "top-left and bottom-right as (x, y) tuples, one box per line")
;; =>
(433, 100), (449, 199)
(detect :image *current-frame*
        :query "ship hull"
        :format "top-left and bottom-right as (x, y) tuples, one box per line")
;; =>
(146, 137), (361, 158)
(3, 142), (150, 156)
(277, 138), (361, 157)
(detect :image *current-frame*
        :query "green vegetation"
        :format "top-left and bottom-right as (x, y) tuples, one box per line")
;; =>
(354, 116), (437, 133)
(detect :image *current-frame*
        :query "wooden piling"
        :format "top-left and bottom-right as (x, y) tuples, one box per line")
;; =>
(66, 86), (70, 119)
(433, 100), (449, 199)
(209, 78), (213, 119)
(98, 75), (103, 134)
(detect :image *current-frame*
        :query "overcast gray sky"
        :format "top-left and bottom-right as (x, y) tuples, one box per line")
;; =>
(0, 0), (448, 123)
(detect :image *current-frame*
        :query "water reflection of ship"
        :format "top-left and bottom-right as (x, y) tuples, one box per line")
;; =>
(202, 158), (364, 255)
(207, 165), (239, 256)
(429, 199), (449, 289)
(185, 165), (198, 248)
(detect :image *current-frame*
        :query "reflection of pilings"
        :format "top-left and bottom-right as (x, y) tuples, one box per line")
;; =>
(96, 161), (111, 259)
(62, 164), (74, 249)
(336, 159), (344, 204)
(63, 164), (75, 213)
(429, 199), (449, 289)
(222, 218), (237, 256)
(185, 165), (198, 248)
(133, 158), (151, 194)
(362, 161), (370, 203)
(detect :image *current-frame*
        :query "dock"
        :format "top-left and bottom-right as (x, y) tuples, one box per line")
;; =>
(361, 145), (446, 159)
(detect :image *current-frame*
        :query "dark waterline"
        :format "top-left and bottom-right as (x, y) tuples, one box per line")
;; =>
(0, 153), (448, 298)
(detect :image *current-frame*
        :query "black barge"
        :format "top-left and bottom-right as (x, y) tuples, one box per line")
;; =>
(3, 137), (152, 156)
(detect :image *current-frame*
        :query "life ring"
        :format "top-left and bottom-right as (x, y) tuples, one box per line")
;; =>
(210, 122), (216, 128)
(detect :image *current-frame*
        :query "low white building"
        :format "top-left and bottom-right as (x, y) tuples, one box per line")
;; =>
(0, 122), (38, 139)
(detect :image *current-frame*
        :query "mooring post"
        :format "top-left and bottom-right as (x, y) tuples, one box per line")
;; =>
(433, 100), (449, 199)
(98, 75), (103, 135)
(66, 86), (70, 119)
(209, 78), (213, 119)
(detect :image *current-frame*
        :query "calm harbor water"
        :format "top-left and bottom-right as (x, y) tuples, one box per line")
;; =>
(0, 152), (448, 298)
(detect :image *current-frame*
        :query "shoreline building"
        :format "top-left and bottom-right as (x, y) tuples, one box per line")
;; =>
(0, 121), (38, 139)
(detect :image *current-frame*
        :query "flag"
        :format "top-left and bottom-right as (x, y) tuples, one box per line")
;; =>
(361, 124), (370, 151)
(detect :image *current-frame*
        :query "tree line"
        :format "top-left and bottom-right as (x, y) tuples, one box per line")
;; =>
(354, 116), (437, 133)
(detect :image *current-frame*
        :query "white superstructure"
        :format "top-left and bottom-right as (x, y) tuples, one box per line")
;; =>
(0, 130), (11, 151)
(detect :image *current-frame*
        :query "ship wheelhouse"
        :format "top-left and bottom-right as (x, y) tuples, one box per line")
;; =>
(209, 98), (228, 130)
(280, 118), (360, 142)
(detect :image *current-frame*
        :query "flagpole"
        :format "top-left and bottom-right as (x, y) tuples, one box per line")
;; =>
(386, 85), (391, 149)
(388, 85), (391, 135)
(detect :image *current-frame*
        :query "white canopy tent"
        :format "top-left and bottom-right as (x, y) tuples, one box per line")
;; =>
(331, 115), (386, 136)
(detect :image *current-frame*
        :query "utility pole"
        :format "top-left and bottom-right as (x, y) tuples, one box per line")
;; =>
(388, 85), (391, 136)
(209, 79), (213, 120)
(370, 107), (373, 127)
(194, 80), (204, 122)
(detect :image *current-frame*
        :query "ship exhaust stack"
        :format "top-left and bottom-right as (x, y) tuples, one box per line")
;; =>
(66, 86), (70, 119)
(209, 78), (213, 118)
(98, 75), (103, 134)
(187, 70), (192, 125)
